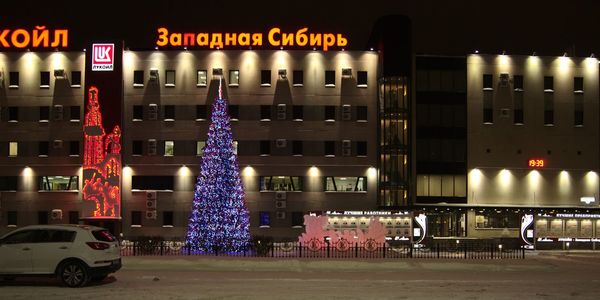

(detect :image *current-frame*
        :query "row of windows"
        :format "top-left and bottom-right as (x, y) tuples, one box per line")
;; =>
(2, 106), (81, 123)
(475, 211), (520, 229)
(129, 210), (306, 228)
(4, 211), (80, 227)
(133, 69), (369, 88)
(132, 140), (367, 157)
(132, 104), (368, 122)
(0, 176), (78, 191)
(416, 174), (467, 197)
(129, 175), (367, 192)
(5, 71), (82, 89)
(482, 74), (584, 92)
(482, 74), (585, 126)
(4, 141), (80, 157)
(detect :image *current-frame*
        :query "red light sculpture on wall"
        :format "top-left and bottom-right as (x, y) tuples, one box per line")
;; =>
(82, 87), (121, 218)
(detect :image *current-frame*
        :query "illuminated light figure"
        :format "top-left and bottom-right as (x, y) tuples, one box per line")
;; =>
(186, 79), (251, 253)
(82, 86), (121, 218)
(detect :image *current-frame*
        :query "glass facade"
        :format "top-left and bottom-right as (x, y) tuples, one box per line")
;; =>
(378, 77), (410, 207)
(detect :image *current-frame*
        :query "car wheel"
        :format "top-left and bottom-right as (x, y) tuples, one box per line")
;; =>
(91, 274), (108, 282)
(59, 261), (90, 288)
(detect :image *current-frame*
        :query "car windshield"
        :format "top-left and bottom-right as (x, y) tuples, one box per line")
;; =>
(92, 230), (116, 242)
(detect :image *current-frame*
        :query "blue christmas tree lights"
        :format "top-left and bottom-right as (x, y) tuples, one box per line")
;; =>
(186, 79), (251, 253)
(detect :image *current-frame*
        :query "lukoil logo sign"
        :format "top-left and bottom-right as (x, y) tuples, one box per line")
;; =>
(92, 43), (114, 71)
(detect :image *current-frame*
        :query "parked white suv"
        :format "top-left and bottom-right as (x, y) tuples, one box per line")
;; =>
(0, 224), (121, 287)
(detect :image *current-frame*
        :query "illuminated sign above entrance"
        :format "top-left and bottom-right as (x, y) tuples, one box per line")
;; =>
(528, 158), (545, 168)
(0, 26), (68, 49)
(156, 27), (348, 51)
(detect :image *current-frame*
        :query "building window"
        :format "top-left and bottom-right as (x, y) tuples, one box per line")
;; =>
(197, 70), (208, 87)
(164, 105), (175, 121)
(40, 71), (50, 88)
(38, 211), (49, 225)
(259, 176), (302, 191)
(196, 141), (206, 156)
(229, 105), (239, 121)
(544, 76), (554, 92)
(229, 70), (240, 86)
(574, 76), (584, 92)
(261, 70), (271, 86)
(39, 141), (49, 157)
(132, 140), (143, 156)
(513, 75), (523, 91)
(356, 141), (367, 157)
(357, 71), (368, 87)
(69, 211), (79, 224)
(325, 70), (335, 87)
(71, 71), (81, 87)
(357, 106), (367, 122)
(132, 176), (175, 190)
(8, 106), (18, 122)
(513, 76), (524, 125)
(324, 106), (336, 121)
(69, 141), (80, 156)
(260, 105), (271, 121)
(324, 141), (335, 157)
(9, 71), (19, 88)
(196, 105), (207, 121)
(133, 70), (144, 87)
(293, 70), (303, 86)
(232, 140), (238, 155)
(575, 94), (584, 127)
(163, 211), (174, 227)
(324, 176), (367, 192)
(131, 211), (142, 227)
(291, 212), (304, 228)
(70, 106), (80, 122)
(259, 211), (271, 228)
(483, 74), (493, 90)
(292, 141), (303, 156)
(0, 176), (18, 191)
(483, 91), (493, 124)
(293, 105), (303, 121)
(164, 141), (174, 156)
(133, 105), (143, 121)
(8, 142), (18, 157)
(416, 174), (467, 197)
(544, 92), (554, 126)
(574, 77), (584, 127)
(39, 176), (79, 191)
(7, 211), (18, 227)
(165, 70), (176, 87)
(39, 106), (50, 122)
(475, 211), (520, 229)
(260, 140), (270, 156)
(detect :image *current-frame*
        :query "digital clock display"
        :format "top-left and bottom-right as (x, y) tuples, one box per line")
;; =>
(528, 159), (545, 168)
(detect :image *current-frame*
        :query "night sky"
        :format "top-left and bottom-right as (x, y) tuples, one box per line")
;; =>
(2, 0), (599, 56)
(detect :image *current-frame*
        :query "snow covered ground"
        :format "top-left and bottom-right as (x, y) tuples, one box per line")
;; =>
(2, 251), (600, 299)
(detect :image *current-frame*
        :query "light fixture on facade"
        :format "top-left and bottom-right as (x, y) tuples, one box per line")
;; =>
(532, 51), (536, 56)
(591, 53), (595, 58)
(501, 50), (506, 55)
(563, 52), (568, 57)
(474, 49), (479, 54)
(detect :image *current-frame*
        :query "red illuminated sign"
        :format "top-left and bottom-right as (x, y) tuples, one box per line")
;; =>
(0, 26), (68, 49)
(92, 43), (114, 71)
(528, 159), (545, 168)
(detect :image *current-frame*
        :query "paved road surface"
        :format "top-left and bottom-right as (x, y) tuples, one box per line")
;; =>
(1, 252), (600, 299)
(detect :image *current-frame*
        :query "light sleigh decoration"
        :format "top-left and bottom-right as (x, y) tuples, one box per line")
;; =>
(186, 79), (251, 253)
(298, 215), (388, 251)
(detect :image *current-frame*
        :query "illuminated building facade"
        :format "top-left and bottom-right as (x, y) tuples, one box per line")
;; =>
(1, 18), (599, 249)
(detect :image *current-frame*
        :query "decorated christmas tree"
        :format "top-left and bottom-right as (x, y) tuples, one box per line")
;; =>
(186, 79), (251, 253)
